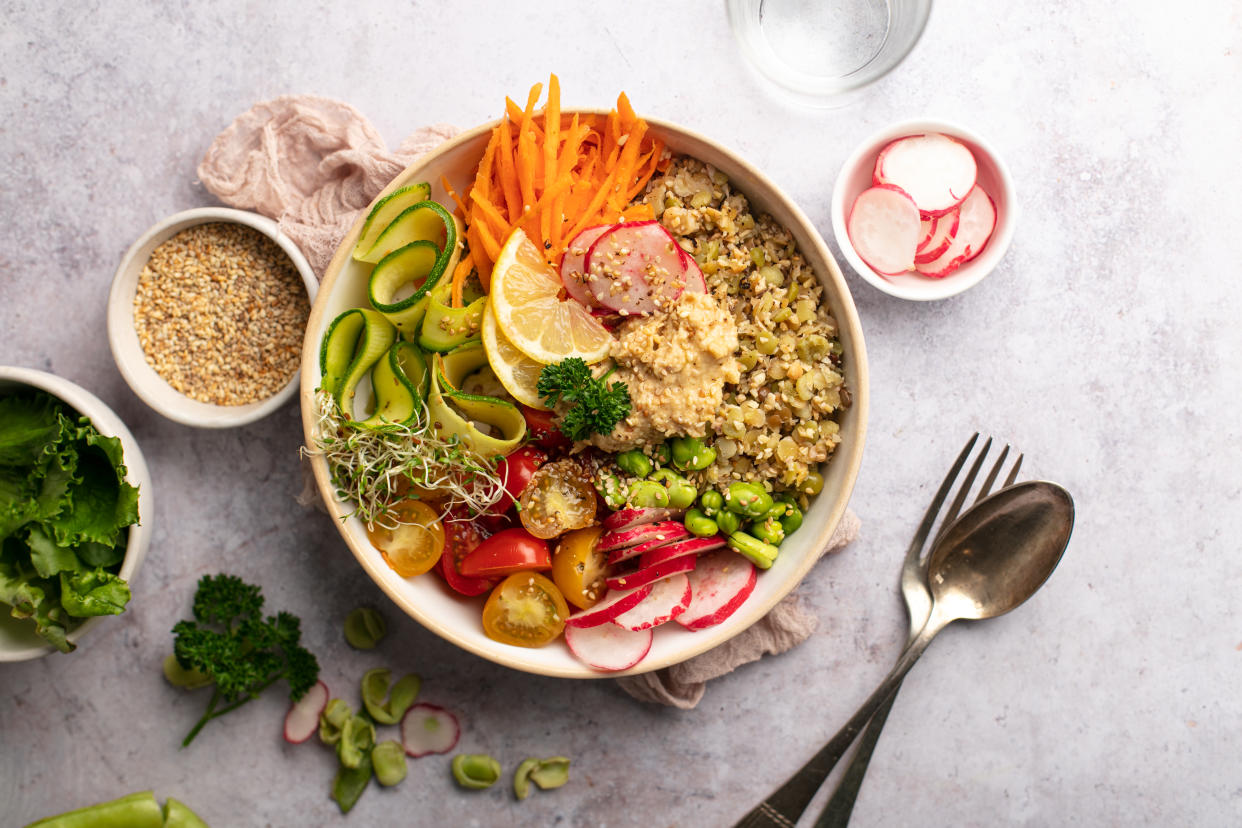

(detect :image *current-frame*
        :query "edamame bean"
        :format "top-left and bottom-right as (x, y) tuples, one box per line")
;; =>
(372, 740), (408, 787)
(699, 490), (724, 517)
(715, 510), (741, 536)
(452, 754), (502, 790)
(514, 756), (571, 800)
(651, 443), (671, 467)
(670, 437), (717, 471)
(338, 714), (376, 770)
(628, 480), (670, 508)
(615, 450), (652, 477)
(724, 481), (774, 518)
(361, 668), (421, 725)
(652, 469), (697, 509)
(749, 517), (786, 546)
(775, 496), (803, 534)
(684, 508), (719, 538)
(727, 532), (780, 569)
(344, 606), (386, 650)
(319, 698), (352, 745)
(593, 472), (628, 510)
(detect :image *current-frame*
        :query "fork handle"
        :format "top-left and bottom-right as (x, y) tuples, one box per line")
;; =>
(733, 617), (945, 828)
(812, 682), (902, 828)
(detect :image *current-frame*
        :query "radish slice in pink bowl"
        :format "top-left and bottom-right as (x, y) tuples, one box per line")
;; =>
(846, 185), (922, 275)
(915, 185), (996, 279)
(874, 133), (977, 217)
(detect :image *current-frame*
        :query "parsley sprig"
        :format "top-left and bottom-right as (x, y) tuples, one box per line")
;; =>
(536, 358), (631, 442)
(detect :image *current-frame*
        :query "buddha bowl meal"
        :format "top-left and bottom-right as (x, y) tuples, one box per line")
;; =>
(300, 78), (867, 677)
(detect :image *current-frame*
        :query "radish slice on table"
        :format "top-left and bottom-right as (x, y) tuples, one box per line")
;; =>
(676, 551), (757, 631)
(560, 225), (612, 307)
(611, 574), (692, 631)
(639, 534), (727, 568)
(605, 553), (697, 592)
(564, 583), (653, 628)
(913, 210), (960, 264)
(914, 185), (997, 279)
(602, 507), (685, 532)
(874, 133), (977, 217)
(401, 703), (460, 757)
(585, 221), (688, 314)
(283, 679), (329, 744)
(847, 185), (922, 275)
(565, 622), (653, 671)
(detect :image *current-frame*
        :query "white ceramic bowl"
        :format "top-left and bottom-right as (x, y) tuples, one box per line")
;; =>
(108, 207), (317, 427)
(301, 116), (869, 678)
(831, 119), (1017, 301)
(0, 367), (154, 661)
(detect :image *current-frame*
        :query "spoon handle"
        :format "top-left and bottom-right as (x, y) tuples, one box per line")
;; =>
(733, 618), (946, 828)
(812, 679), (904, 828)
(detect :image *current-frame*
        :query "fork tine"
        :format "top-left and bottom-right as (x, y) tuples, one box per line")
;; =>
(974, 444), (1011, 504)
(905, 433), (979, 559)
(1003, 453), (1024, 488)
(936, 436), (992, 539)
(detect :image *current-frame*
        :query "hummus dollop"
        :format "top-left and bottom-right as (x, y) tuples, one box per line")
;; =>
(590, 291), (739, 452)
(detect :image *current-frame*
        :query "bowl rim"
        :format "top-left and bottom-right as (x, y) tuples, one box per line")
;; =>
(830, 117), (1018, 302)
(0, 366), (154, 661)
(107, 206), (318, 428)
(300, 113), (869, 678)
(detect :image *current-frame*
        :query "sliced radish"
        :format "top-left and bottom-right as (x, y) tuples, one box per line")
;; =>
(914, 185), (997, 279)
(605, 553), (697, 592)
(606, 524), (691, 565)
(639, 534), (727, 568)
(283, 680), (329, 744)
(560, 225), (612, 307)
(676, 551), (757, 631)
(874, 133), (977, 217)
(564, 583), (653, 628)
(847, 185), (921, 275)
(401, 703), (460, 757)
(611, 574), (692, 631)
(585, 221), (687, 314)
(602, 507), (685, 532)
(913, 210), (960, 264)
(598, 521), (688, 554)
(683, 255), (707, 294)
(565, 622), (653, 671)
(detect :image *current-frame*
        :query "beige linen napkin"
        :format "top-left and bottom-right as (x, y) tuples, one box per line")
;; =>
(198, 96), (860, 708)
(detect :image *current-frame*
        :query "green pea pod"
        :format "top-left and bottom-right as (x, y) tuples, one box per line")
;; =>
(356, 341), (430, 429)
(372, 740), (408, 787)
(428, 345), (526, 457)
(332, 749), (373, 814)
(452, 754), (502, 790)
(319, 698), (352, 745)
(344, 607), (387, 650)
(338, 714), (376, 769)
(358, 199), (457, 265)
(361, 667), (421, 725)
(419, 277), (486, 352)
(25, 790), (164, 828)
(352, 182), (432, 261)
(319, 308), (397, 421)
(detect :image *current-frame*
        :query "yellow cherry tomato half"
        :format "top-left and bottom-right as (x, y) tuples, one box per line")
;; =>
(481, 572), (570, 648)
(367, 499), (446, 577)
(551, 526), (608, 610)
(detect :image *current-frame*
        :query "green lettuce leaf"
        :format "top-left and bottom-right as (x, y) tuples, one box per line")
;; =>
(45, 425), (139, 547)
(0, 393), (61, 466)
(26, 525), (83, 578)
(60, 568), (131, 618)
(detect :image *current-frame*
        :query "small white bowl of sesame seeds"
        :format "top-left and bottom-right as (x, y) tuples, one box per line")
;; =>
(108, 207), (317, 428)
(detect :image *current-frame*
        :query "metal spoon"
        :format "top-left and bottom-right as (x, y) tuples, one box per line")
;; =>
(736, 480), (1075, 828)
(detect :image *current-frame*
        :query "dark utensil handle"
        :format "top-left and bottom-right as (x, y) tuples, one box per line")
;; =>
(813, 682), (901, 827)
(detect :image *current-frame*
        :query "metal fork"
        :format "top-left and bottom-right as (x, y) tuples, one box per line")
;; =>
(733, 434), (1023, 828)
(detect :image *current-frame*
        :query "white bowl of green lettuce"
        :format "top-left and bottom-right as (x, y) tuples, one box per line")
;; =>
(0, 366), (152, 660)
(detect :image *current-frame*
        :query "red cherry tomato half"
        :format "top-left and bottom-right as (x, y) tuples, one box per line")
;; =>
(519, 405), (571, 450)
(437, 513), (497, 597)
(459, 528), (552, 578)
(491, 445), (546, 514)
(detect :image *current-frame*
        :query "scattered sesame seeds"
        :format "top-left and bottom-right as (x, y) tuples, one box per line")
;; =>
(132, 222), (309, 406)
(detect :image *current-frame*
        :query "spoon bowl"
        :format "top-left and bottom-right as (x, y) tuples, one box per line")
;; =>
(929, 481), (1075, 622)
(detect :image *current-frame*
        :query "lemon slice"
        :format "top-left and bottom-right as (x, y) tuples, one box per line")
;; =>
(489, 228), (612, 364)
(481, 301), (550, 410)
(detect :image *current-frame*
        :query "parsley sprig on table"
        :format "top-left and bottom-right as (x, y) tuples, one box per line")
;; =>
(171, 574), (319, 747)
(536, 358), (631, 442)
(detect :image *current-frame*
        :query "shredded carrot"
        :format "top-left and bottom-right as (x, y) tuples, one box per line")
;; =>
(450, 252), (472, 308)
(463, 76), (666, 288)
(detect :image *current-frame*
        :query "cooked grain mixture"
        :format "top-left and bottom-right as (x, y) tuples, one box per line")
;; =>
(642, 157), (849, 497)
(133, 222), (310, 406)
